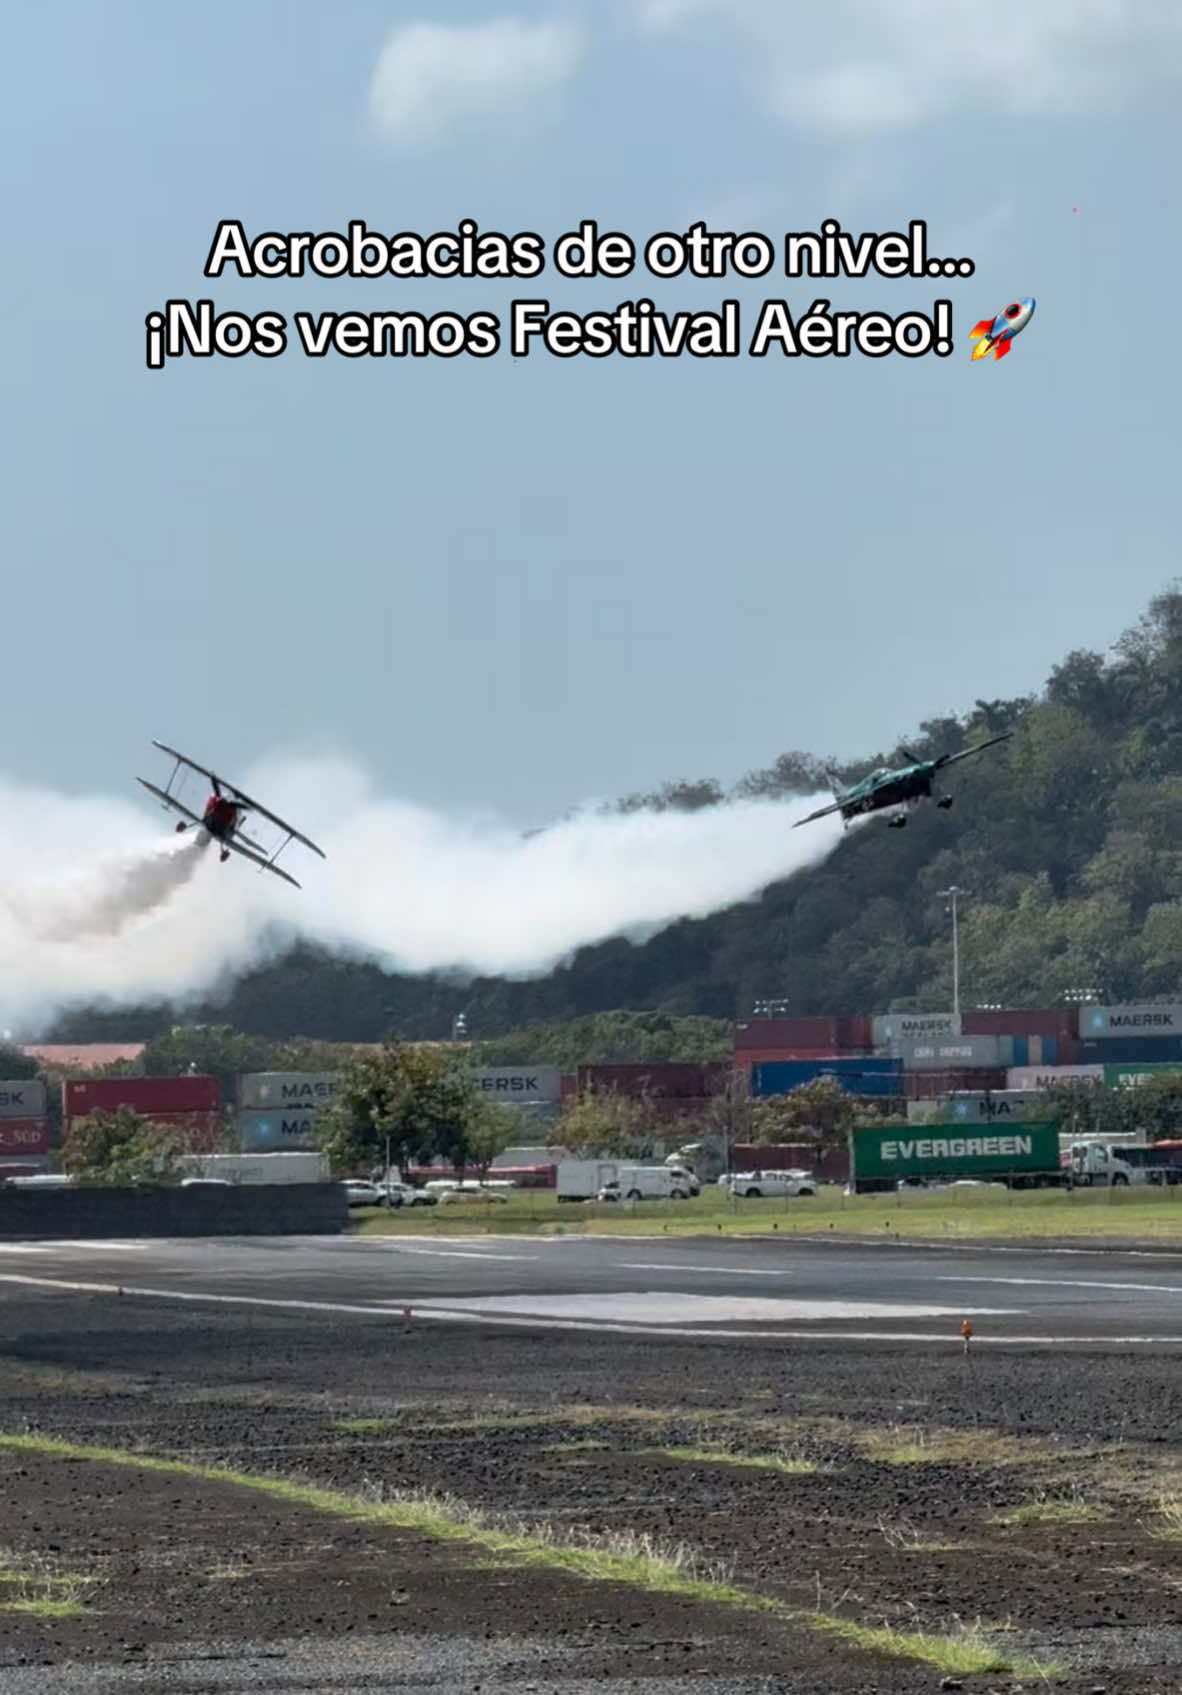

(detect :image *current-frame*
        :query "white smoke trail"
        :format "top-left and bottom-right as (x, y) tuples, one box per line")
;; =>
(4, 832), (208, 943)
(0, 755), (845, 1029)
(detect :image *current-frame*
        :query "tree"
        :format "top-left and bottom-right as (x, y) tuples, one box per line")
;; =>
(463, 1101), (523, 1175)
(61, 1106), (187, 1186)
(747, 1078), (860, 1160)
(549, 1088), (663, 1159)
(315, 1042), (485, 1177)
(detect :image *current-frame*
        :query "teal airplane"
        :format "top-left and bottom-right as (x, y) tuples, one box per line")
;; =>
(794, 732), (1013, 831)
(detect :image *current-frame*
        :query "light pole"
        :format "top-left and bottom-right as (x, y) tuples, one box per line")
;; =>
(938, 887), (968, 1016)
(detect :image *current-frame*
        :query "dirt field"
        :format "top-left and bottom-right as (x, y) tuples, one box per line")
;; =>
(1, 1289), (1180, 1692)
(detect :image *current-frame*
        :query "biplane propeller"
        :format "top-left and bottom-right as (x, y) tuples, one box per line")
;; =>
(136, 741), (326, 889)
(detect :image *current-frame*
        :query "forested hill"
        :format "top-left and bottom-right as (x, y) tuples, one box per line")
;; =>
(44, 589), (1182, 1045)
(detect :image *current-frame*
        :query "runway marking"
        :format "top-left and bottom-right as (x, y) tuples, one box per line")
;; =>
(381, 1247), (537, 1262)
(0, 1244), (51, 1254)
(1, 1274), (1179, 1346)
(621, 1262), (786, 1276)
(389, 1292), (1023, 1323)
(937, 1274), (1182, 1296)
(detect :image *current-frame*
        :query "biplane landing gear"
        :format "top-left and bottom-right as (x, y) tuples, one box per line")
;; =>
(220, 849), (230, 863)
(175, 821), (187, 833)
(936, 796), (954, 810)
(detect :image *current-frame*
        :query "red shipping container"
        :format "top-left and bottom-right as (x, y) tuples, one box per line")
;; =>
(63, 1075), (221, 1117)
(734, 1018), (842, 1051)
(732, 1142), (849, 1182)
(68, 1109), (223, 1153)
(903, 1069), (1007, 1100)
(0, 1119), (50, 1155)
(961, 1008), (1078, 1038)
(837, 1016), (873, 1050)
(576, 1063), (729, 1100)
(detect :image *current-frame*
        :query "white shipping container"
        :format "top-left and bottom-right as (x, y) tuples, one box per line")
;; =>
(945, 1090), (1043, 1123)
(872, 1013), (961, 1046)
(1076, 1001), (1182, 1040)
(1007, 1065), (1104, 1089)
(896, 1035), (1001, 1069)
(238, 1072), (338, 1110)
(476, 1067), (561, 1105)
(0, 1080), (46, 1120)
(177, 1152), (330, 1184)
(236, 1109), (320, 1151)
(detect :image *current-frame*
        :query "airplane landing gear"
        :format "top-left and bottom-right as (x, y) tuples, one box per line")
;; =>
(220, 849), (230, 863)
(936, 796), (954, 810)
(175, 821), (187, 833)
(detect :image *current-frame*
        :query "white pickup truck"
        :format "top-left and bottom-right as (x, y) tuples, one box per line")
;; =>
(723, 1169), (817, 1198)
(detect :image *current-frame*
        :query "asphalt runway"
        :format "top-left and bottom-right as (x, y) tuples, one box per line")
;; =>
(3, 1230), (1182, 1345)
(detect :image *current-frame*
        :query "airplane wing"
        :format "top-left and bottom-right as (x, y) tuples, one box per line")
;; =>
(136, 778), (205, 827)
(151, 741), (222, 787)
(220, 835), (302, 889)
(213, 782), (327, 859)
(934, 731), (1014, 770)
(793, 799), (845, 828)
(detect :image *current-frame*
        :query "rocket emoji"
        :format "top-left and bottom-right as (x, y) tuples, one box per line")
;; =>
(969, 297), (1035, 361)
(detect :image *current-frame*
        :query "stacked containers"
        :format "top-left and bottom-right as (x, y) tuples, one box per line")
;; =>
(0, 1079), (49, 1159)
(751, 1058), (903, 1100)
(63, 1075), (223, 1152)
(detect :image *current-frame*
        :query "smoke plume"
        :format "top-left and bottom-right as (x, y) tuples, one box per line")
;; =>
(0, 755), (845, 1029)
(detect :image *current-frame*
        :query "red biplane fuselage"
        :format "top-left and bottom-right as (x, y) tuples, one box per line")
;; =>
(203, 794), (241, 841)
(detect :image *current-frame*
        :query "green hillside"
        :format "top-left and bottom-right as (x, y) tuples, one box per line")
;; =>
(44, 588), (1182, 1044)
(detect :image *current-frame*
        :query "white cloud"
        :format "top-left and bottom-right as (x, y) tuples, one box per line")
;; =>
(636, 1), (1182, 134)
(369, 17), (584, 148)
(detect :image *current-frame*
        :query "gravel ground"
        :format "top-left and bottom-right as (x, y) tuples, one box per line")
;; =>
(1, 1287), (1180, 1694)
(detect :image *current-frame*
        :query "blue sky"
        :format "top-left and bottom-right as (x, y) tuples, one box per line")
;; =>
(4, 1), (1181, 825)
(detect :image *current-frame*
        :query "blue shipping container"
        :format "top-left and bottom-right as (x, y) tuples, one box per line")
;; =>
(752, 1058), (904, 1099)
(1075, 1037), (1182, 1065)
(1011, 1035), (1028, 1067)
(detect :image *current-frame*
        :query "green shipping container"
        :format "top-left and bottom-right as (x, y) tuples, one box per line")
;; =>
(1104, 1062), (1182, 1089)
(852, 1123), (1061, 1181)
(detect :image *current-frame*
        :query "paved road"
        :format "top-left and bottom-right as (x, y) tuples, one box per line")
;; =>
(3, 1231), (1182, 1344)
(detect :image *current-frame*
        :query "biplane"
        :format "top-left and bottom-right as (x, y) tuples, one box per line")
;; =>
(136, 742), (326, 889)
(794, 733), (1013, 832)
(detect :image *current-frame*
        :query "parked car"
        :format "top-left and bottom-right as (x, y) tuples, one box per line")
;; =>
(436, 1184), (510, 1205)
(384, 1181), (437, 1207)
(728, 1169), (817, 1198)
(342, 1179), (387, 1207)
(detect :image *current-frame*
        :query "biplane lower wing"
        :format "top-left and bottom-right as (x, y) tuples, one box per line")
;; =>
(793, 798), (845, 828)
(220, 835), (302, 889)
(136, 778), (205, 828)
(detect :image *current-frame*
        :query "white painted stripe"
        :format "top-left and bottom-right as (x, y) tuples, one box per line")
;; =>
(0, 1272), (1178, 1345)
(0, 1244), (50, 1254)
(621, 1262), (785, 1276)
(383, 1247), (537, 1262)
(937, 1274), (1182, 1296)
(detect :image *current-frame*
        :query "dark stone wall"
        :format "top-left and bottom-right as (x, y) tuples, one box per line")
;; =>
(0, 1183), (348, 1239)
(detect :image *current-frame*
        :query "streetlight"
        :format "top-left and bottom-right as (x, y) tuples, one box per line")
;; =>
(938, 887), (969, 1016)
(452, 1012), (468, 1042)
(752, 998), (790, 1017)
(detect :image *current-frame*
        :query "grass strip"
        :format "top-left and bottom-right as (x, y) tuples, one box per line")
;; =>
(646, 1446), (822, 1477)
(0, 1431), (1060, 1678)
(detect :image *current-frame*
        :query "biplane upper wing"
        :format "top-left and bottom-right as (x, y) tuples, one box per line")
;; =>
(151, 741), (222, 787)
(792, 797), (846, 828)
(136, 777), (205, 827)
(220, 835), (302, 889)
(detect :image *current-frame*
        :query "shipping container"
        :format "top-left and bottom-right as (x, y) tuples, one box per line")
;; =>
(734, 1018), (843, 1051)
(236, 1110), (319, 1151)
(731, 1142), (849, 1182)
(752, 1058), (903, 1100)
(1076, 1001), (1182, 1041)
(1104, 1062), (1182, 1088)
(851, 1122), (1061, 1184)
(0, 1080), (47, 1120)
(871, 1012), (960, 1046)
(576, 1063), (728, 1100)
(63, 1075), (221, 1117)
(944, 1090), (1048, 1124)
(238, 1072), (338, 1110)
(838, 1016), (873, 1050)
(961, 1008), (1078, 1038)
(476, 1066), (562, 1105)
(1007, 1065), (1104, 1090)
(895, 1035), (1002, 1070)
(1076, 1036), (1182, 1065)
(733, 1048), (848, 1066)
(0, 1119), (50, 1155)
(67, 1108), (222, 1152)
(903, 1068), (1007, 1100)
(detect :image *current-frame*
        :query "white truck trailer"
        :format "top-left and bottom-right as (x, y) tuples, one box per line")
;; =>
(176, 1152), (330, 1184)
(556, 1160), (619, 1201)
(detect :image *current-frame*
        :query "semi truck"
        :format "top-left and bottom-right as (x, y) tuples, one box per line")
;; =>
(850, 1123), (1065, 1193)
(1069, 1142), (1182, 1186)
